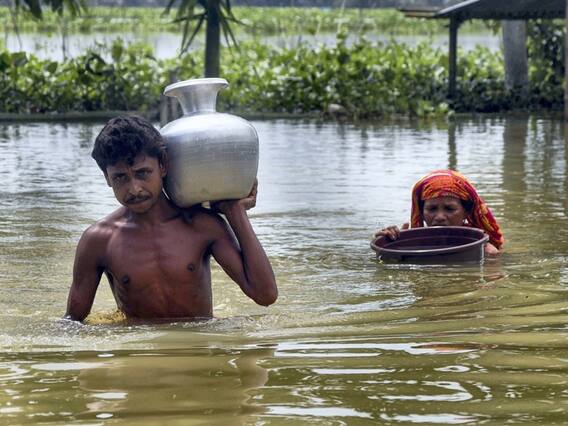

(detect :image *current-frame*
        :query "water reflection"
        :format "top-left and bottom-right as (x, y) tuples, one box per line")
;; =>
(0, 345), (273, 424)
(4, 32), (501, 61)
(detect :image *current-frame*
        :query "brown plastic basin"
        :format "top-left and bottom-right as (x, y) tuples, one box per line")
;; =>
(371, 226), (489, 263)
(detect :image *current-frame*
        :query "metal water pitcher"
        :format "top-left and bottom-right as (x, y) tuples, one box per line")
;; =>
(160, 78), (259, 207)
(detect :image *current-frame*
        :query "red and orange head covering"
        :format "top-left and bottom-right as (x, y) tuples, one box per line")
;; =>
(410, 170), (504, 249)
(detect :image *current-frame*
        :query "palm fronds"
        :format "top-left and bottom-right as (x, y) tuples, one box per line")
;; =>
(163, 0), (241, 53)
(15, 0), (86, 19)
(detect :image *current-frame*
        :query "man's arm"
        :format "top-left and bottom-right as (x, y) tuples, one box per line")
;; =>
(64, 226), (105, 322)
(209, 182), (278, 306)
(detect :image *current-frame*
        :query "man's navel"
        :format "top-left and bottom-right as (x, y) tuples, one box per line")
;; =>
(187, 263), (196, 272)
(121, 275), (130, 285)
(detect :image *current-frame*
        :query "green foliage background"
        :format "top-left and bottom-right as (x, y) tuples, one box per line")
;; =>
(0, 6), (564, 118)
(527, 20), (564, 109)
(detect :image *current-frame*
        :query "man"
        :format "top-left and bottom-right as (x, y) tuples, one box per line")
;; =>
(65, 115), (277, 321)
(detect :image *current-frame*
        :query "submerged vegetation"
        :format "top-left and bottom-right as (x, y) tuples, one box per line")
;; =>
(0, 31), (562, 118)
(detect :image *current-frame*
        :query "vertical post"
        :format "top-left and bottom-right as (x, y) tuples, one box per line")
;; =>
(449, 17), (460, 100)
(502, 20), (529, 96)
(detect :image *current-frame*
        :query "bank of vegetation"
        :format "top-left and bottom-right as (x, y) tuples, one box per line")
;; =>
(0, 20), (562, 120)
(0, 6), (487, 36)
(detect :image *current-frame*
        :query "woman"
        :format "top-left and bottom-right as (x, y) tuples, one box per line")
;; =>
(375, 170), (504, 255)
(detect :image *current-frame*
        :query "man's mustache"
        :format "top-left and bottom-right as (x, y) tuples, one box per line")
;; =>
(125, 194), (151, 204)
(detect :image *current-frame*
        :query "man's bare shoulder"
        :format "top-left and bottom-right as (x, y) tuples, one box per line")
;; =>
(182, 205), (230, 237)
(80, 208), (128, 244)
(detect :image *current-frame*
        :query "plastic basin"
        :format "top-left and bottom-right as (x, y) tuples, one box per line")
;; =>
(371, 226), (489, 263)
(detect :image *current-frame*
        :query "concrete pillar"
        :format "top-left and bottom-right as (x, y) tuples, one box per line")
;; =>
(502, 20), (529, 95)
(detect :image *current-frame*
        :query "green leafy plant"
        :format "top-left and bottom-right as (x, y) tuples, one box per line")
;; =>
(163, 0), (239, 77)
(14, 0), (86, 19)
(0, 36), (562, 117)
(527, 19), (564, 109)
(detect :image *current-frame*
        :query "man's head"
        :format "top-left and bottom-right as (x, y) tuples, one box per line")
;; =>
(92, 115), (167, 173)
(92, 116), (168, 214)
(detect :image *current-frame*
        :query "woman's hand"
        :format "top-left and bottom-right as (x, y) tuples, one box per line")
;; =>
(373, 223), (409, 240)
(484, 242), (501, 256)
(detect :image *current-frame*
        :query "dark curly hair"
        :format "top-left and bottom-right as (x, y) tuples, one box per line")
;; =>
(91, 115), (167, 172)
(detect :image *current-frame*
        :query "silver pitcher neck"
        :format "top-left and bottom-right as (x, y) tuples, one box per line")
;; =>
(164, 78), (229, 116)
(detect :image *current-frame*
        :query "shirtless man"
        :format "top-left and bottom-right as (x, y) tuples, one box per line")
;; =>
(65, 115), (277, 321)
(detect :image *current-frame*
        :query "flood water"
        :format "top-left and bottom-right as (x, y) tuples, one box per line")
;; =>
(3, 32), (501, 61)
(1, 114), (568, 424)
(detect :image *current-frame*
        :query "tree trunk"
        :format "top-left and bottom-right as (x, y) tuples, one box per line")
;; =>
(60, 15), (68, 61)
(502, 20), (529, 95)
(204, 0), (221, 78)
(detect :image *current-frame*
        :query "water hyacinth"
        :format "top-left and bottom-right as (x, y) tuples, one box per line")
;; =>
(0, 35), (563, 117)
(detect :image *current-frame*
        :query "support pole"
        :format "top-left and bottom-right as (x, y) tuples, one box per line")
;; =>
(449, 17), (460, 100)
(502, 20), (529, 96)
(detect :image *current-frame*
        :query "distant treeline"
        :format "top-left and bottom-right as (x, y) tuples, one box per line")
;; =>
(0, 0), (460, 9)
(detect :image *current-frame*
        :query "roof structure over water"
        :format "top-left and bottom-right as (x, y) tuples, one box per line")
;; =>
(402, 0), (566, 100)
(402, 0), (565, 20)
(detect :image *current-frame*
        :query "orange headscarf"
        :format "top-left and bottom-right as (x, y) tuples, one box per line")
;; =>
(410, 170), (504, 249)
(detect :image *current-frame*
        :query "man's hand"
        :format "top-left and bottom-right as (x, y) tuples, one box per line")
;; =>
(373, 223), (409, 240)
(211, 179), (258, 215)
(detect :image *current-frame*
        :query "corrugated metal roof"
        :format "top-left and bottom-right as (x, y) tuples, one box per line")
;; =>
(403, 0), (565, 20)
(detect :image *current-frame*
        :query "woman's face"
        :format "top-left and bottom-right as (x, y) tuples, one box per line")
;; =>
(422, 196), (468, 227)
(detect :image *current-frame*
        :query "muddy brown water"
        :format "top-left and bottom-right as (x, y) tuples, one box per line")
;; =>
(1, 115), (568, 424)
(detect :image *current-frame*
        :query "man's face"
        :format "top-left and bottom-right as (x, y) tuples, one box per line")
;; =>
(422, 196), (467, 227)
(105, 154), (166, 214)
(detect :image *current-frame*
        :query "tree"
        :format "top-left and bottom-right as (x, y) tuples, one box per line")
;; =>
(14, 0), (85, 19)
(12, 0), (86, 58)
(164, 0), (238, 78)
(15, 0), (234, 78)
